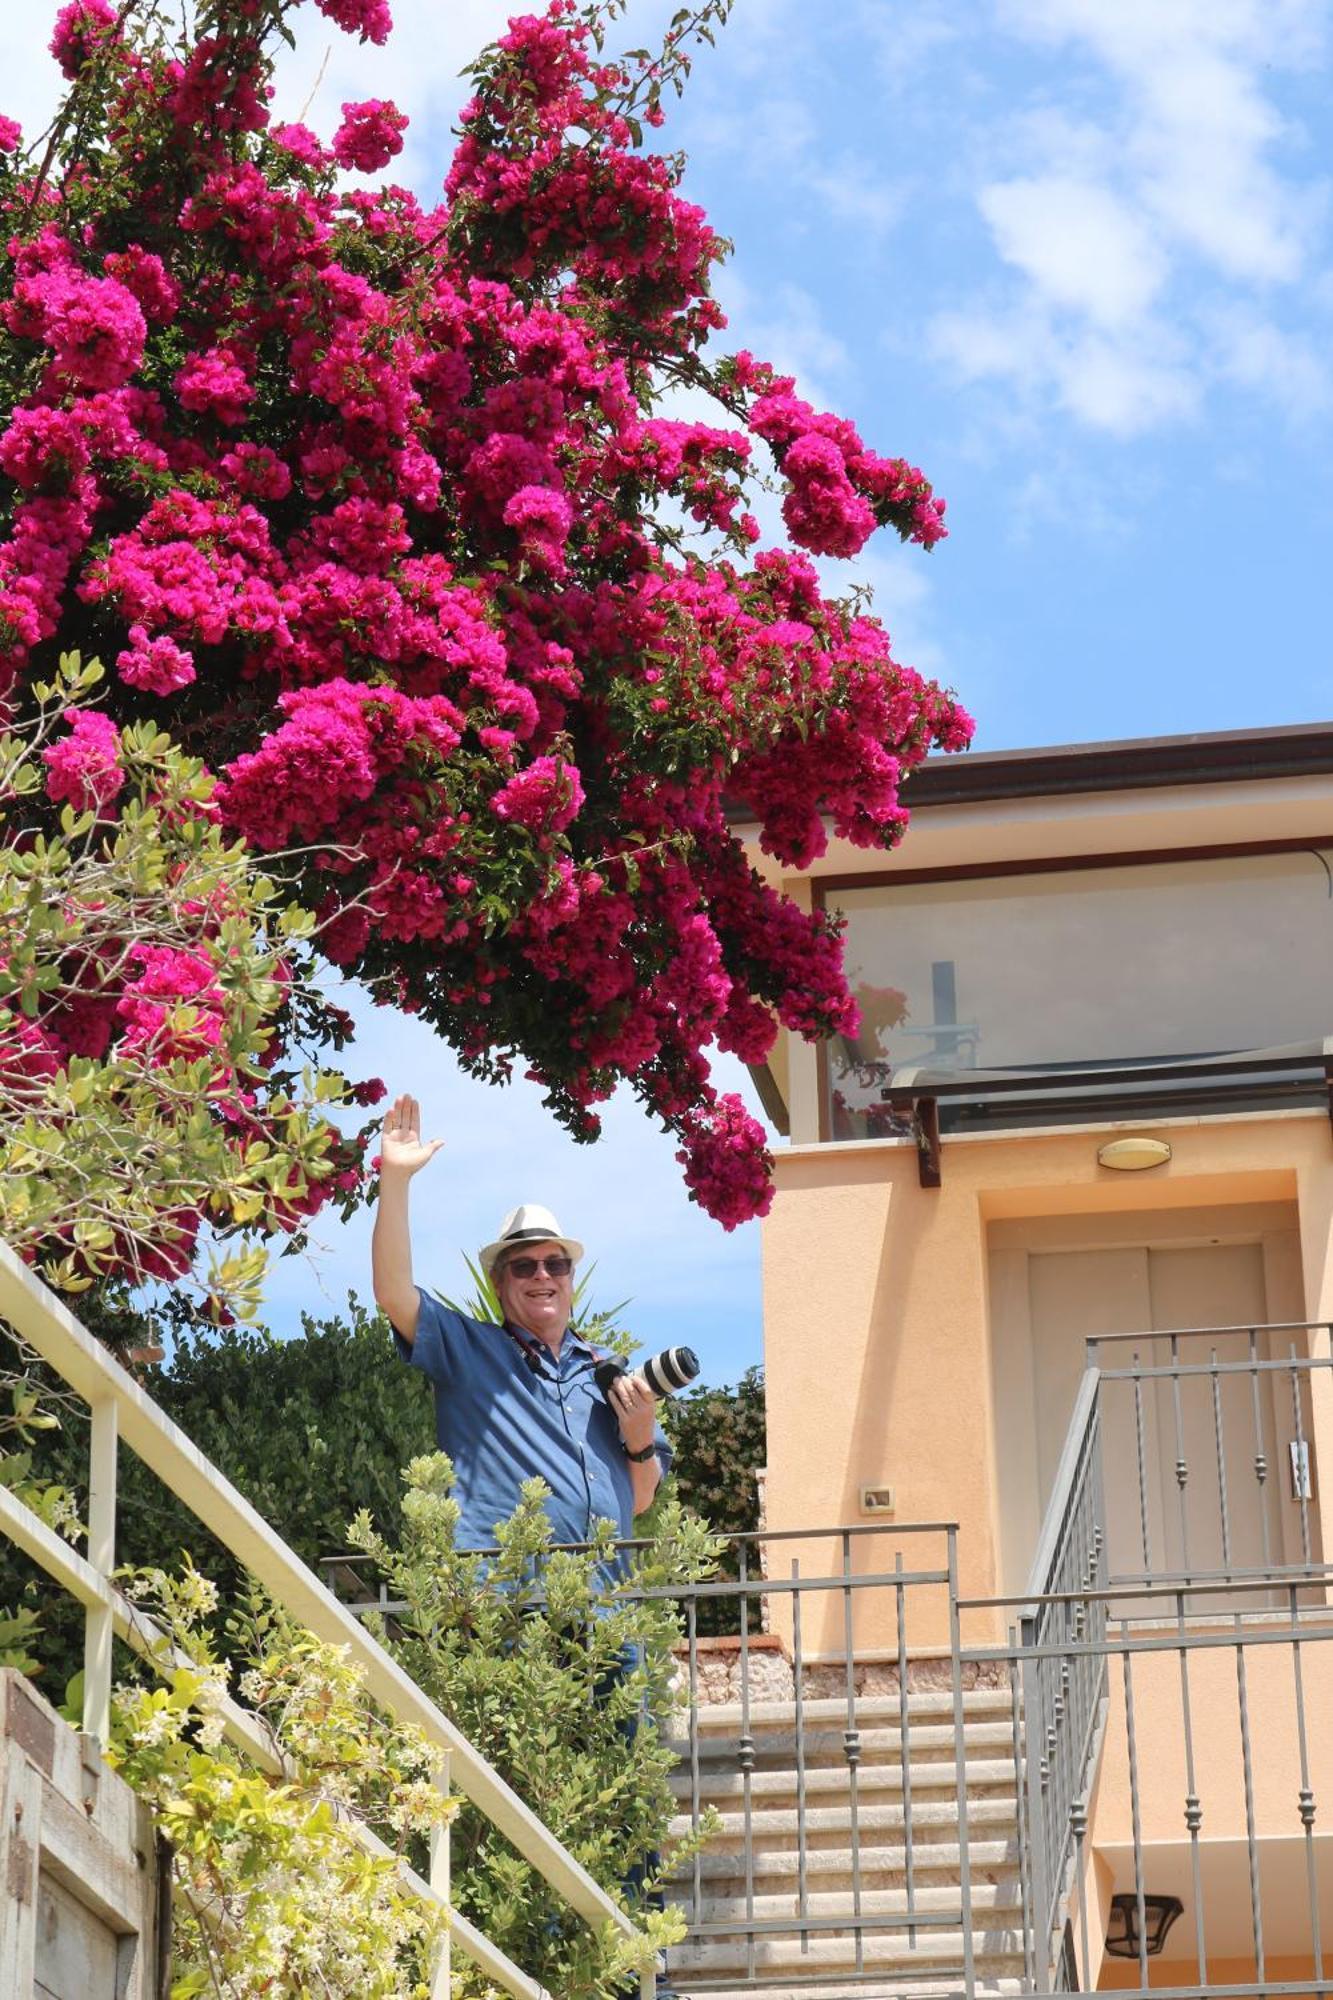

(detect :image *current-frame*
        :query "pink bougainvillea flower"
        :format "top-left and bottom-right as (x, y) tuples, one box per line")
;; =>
(313, 0), (393, 45)
(174, 347), (253, 425)
(116, 623), (197, 694)
(332, 98), (408, 172)
(49, 0), (118, 78)
(42, 708), (124, 813)
(489, 755), (585, 833)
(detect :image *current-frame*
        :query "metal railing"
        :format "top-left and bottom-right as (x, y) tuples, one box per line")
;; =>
(959, 1573), (1333, 1999)
(969, 1321), (1333, 1996)
(1088, 1323), (1329, 1592)
(1012, 1367), (1110, 1987)
(0, 1242), (652, 2000)
(881, 1039), (1333, 1186)
(328, 1522), (999, 1995)
(320, 1323), (1333, 1998)
(663, 1524), (981, 1993)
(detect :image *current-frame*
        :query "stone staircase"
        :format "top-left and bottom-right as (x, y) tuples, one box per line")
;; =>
(661, 1688), (1027, 1999)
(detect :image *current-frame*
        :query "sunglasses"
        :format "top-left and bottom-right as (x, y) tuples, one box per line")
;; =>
(503, 1254), (574, 1279)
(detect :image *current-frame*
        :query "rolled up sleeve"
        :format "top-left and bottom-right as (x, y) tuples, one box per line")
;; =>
(392, 1290), (461, 1385)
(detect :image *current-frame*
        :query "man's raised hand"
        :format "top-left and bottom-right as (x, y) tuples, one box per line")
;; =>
(380, 1093), (445, 1178)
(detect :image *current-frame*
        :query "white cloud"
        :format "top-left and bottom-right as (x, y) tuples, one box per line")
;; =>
(686, 92), (905, 246)
(931, 300), (1197, 438)
(998, 0), (1330, 390)
(862, 3), (963, 94)
(1057, 329), (1198, 433)
(806, 160), (905, 239)
(1207, 308), (1333, 419)
(934, 0), (1331, 434)
(1130, 51), (1313, 285)
(979, 175), (1168, 327)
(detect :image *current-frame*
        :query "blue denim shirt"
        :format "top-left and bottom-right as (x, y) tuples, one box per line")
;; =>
(392, 1291), (671, 1550)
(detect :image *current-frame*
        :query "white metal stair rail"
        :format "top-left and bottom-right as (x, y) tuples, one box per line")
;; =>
(0, 1241), (654, 2000)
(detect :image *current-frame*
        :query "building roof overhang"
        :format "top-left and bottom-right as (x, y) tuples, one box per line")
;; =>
(899, 719), (1333, 810)
(732, 718), (1333, 886)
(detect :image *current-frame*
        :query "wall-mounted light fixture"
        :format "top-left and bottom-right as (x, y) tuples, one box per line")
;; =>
(1104, 1892), (1184, 1959)
(1097, 1136), (1172, 1172)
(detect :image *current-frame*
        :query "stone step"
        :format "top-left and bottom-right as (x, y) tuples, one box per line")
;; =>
(665, 1977), (1024, 1999)
(670, 1797), (1016, 1848)
(685, 1692), (1013, 1735)
(667, 1835), (1019, 1890)
(681, 1881), (1022, 1925)
(671, 1931), (1026, 1978)
(672, 1758), (1017, 1808)
(666, 1721), (1017, 1768)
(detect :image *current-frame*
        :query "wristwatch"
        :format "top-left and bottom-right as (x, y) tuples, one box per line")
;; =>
(623, 1442), (657, 1462)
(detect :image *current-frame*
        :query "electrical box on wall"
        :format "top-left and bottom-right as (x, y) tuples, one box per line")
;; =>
(860, 1485), (896, 1515)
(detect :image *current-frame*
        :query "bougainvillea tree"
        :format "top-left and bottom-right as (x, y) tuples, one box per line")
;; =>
(0, 0), (972, 1252)
(0, 650), (375, 1311)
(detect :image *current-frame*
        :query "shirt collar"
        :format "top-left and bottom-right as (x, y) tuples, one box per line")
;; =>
(501, 1320), (596, 1366)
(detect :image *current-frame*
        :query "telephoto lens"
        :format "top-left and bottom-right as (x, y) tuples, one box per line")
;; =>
(592, 1345), (701, 1402)
(640, 1346), (700, 1397)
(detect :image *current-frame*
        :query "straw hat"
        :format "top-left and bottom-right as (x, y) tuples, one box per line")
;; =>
(478, 1202), (585, 1277)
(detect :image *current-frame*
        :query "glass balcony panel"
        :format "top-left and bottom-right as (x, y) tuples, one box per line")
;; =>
(825, 848), (1333, 1139)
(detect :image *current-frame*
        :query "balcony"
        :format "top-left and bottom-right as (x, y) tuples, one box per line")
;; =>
(819, 845), (1333, 1150)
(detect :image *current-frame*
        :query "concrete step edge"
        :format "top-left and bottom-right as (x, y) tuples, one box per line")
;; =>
(671, 1760), (1018, 1800)
(666, 1724), (1017, 1760)
(683, 1885), (1022, 1920)
(673, 1935), (1027, 1971)
(663, 1982), (1024, 2000)
(686, 1692), (1013, 1730)
(666, 1841), (1019, 1883)
(671, 1802), (1017, 1839)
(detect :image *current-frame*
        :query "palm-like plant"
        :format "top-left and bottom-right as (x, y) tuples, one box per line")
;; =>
(433, 1257), (634, 1358)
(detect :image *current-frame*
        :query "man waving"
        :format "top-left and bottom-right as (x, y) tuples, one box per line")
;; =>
(371, 1092), (670, 1550)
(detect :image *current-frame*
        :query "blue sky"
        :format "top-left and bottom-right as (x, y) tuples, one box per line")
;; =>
(6, 1), (1331, 1383)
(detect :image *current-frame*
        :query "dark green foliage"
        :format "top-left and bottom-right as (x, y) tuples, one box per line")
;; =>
(0, 1296), (435, 1687)
(659, 1366), (765, 1634)
(141, 1295), (435, 1573)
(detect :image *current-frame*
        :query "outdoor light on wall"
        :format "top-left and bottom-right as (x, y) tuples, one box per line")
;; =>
(1104, 1893), (1184, 1959)
(1097, 1136), (1172, 1171)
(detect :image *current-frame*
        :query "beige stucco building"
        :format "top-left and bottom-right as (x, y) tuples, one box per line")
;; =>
(745, 722), (1333, 1992)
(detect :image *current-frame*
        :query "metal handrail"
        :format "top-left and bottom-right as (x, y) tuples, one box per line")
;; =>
(889, 1037), (1333, 1098)
(1087, 1320), (1333, 1347)
(0, 1241), (650, 2000)
(959, 1577), (1333, 1999)
(1022, 1365), (1101, 1614)
(1011, 1360), (1109, 1991)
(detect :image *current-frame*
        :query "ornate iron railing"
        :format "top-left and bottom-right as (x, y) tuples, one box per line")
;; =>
(958, 1572), (1333, 1999)
(958, 1322), (1333, 1997)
